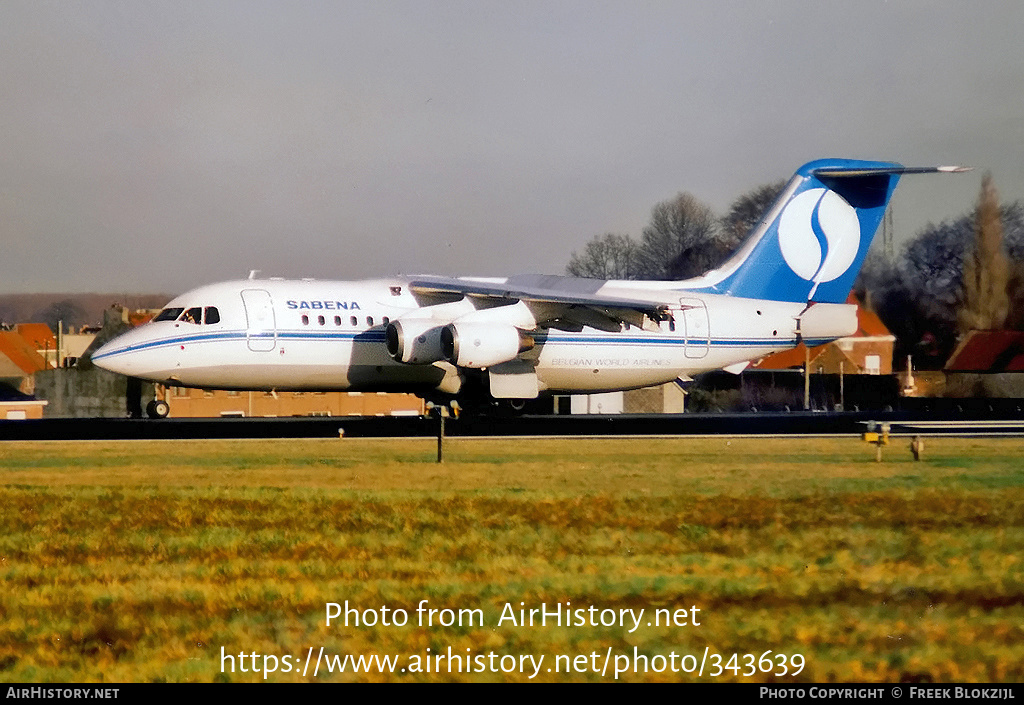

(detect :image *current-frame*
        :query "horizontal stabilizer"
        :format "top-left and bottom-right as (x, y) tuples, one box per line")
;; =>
(812, 165), (971, 177)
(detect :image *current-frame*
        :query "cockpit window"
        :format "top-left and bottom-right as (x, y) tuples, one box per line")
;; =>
(158, 305), (219, 324)
(179, 307), (202, 324)
(154, 307), (184, 322)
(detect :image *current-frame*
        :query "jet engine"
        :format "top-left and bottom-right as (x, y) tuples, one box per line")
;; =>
(440, 322), (534, 369)
(385, 319), (446, 364)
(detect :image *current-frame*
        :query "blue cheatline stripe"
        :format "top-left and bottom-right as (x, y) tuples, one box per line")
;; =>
(92, 329), (389, 360)
(536, 332), (830, 348)
(91, 330), (248, 360)
(94, 328), (828, 361)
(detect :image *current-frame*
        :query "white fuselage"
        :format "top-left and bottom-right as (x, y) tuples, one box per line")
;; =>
(89, 159), (965, 402)
(92, 277), (857, 397)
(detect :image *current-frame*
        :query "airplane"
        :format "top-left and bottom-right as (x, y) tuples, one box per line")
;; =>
(91, 158), (968, 418)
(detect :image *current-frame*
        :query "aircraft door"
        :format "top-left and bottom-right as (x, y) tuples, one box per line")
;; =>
(241, 289), (277, 352)
(679, 298), (709, 359)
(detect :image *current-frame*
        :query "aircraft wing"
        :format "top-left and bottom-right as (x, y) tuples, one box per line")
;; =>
(407, 274), (672, 332)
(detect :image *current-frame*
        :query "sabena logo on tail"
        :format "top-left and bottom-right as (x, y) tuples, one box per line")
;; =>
(689, 159), (969, 305)
(777, 188), (860, 300)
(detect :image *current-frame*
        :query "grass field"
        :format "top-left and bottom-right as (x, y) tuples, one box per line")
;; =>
(1, 436), (1023, 682)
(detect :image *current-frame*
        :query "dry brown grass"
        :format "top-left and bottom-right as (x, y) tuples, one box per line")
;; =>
(1, 436), (1022, 682)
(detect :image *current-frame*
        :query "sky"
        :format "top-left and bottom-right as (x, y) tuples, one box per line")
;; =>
(2, 1), (1023, 294)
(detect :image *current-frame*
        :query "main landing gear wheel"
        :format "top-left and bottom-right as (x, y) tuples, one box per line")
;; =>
(146, 399), (170, 419)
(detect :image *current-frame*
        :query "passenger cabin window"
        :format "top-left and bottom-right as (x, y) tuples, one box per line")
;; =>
(350, 316), (358, 326)
(155, 307), (184, 322)
(317, 315), (325, 326)
(302, 315), (309, 325)
(334, 315), (342, 326)
(366, 316), (374, 327)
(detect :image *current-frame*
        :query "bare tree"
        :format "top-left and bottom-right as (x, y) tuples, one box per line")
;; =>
(886, 216), (970, 366)
(854, 248), (897, 311)
(31, 299), (88, 335)
(637, 192), (720, 280)
(565, 232), (642, 280)
(720, 180), (787, 249)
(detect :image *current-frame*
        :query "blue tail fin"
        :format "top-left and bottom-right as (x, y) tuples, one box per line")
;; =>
(689, 159), (966, 304)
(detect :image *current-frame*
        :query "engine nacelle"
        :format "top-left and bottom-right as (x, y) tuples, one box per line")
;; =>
(440, 322), (534, 369)
(385, 319), (446, 364)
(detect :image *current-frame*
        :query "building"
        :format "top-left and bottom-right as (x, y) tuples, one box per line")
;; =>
(162, 387), (424, 418)
(622, 381), (687, 413)
(0, 330), (50, 394)
(33, 307), (155, 418)
(0, 328), (51, 419)
(14, 323), (58, 369)
(0, 386), (47, 420)
(944, 330), (1024, 398)
(59, 325), (101, 368)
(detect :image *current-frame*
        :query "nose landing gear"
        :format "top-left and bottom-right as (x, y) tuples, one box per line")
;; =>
(146, 399), (170, 419)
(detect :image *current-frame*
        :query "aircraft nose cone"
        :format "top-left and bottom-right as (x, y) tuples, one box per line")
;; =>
(90, 339), (127, 375)
(90, 329), (151, 377)
(88, 326), (177, 382)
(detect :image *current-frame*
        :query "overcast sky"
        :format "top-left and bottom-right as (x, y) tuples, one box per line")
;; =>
(2, 1), (1022, 294)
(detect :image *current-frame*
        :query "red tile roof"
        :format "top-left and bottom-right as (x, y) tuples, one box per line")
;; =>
(752, 342), (825, 370)
(127, 311), (156, 327)
(856, 306), (892, 338)
(15, 323), (57, 351)
(0, 331), (49, 375)
(945, 330), (1024, 372)
(843, 293), (893, 338)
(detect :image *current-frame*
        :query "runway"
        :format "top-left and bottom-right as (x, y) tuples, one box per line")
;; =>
(4, 408), (1024, 441)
